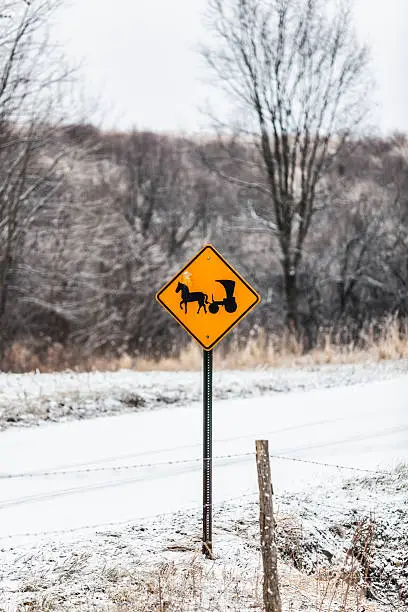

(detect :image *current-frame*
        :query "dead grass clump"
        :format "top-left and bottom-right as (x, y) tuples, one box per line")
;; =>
(2, 316), (407, 372)
(135, 342), (202, 371)
(108, 555), (262, 611)
(137, 316), (408, 371)
(315, 517), (376, 612)
(105, 553), (389, 612)
(0, 342), (138, 373)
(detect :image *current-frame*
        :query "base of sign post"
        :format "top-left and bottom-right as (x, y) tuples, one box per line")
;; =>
(202, 349), (213, 558)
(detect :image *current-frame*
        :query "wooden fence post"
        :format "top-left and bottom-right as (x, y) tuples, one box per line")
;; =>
(255, 440), (282, 612)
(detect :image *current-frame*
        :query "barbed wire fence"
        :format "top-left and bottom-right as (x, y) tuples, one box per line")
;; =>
(0, 451), (390, 480)
(0, 450), (401, 549)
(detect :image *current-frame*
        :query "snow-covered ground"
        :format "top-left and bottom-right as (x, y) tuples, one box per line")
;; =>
(0, 366), (407, 610)
(0, 358), (407, 431)
(1, 473), (406, 611)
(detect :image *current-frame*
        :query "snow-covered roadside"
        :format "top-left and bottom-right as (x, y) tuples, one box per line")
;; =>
(1, 467), (406, 611)
(0, 365), (406, 610)
(0, 358), (407, 431)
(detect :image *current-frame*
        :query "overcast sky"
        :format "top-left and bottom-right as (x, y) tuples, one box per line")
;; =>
(52, 0), (408, 135)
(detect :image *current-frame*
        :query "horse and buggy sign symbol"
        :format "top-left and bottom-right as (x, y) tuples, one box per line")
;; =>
(156, 244), (260, 350)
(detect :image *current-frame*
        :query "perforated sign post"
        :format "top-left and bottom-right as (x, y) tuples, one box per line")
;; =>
(156, 244), (260, 557)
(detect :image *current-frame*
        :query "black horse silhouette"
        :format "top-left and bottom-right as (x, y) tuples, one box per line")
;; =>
(176, 282), (208, 314)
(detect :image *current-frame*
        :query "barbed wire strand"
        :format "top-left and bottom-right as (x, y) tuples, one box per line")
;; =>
(269, 454), (389, 475)
(1, 471), (405, 552)
(0, 489), (259, 550)
(1, 486), (404, 554)
(0, 451), (390, 480)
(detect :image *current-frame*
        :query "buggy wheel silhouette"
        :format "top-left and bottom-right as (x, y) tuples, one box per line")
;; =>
(209, 303), (219, 314)
(224, 300), (237, 313)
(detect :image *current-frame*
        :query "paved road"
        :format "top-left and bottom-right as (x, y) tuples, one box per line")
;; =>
(0, 375), (407, 545)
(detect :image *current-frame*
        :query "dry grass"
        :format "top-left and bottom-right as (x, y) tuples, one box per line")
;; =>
(106, 554), (262, 611)
(11, 543), (395, 612)
(103, 516), (390, 611)
(314, 517), (377, 612)
(10, 515), (396, 612)
(123, 316), (408, 371)
(2, 316), (407, 373)
(104, 555), (390, 612)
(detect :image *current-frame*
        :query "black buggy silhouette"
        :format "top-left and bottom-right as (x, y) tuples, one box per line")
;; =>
(208, 280), (237, 314)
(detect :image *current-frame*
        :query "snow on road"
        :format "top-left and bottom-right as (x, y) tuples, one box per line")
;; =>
(0, 376), (407, 547)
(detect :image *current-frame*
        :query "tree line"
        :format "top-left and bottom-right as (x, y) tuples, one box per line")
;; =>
(1, 123), (407, 362)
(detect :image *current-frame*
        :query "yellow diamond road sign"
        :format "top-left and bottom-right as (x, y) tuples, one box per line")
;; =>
(156, 244), (260, 350)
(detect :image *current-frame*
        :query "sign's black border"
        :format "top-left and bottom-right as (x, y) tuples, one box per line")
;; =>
(156, 244), (261, 350)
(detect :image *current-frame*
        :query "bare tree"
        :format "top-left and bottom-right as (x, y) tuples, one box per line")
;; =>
(113, 131), (206, 258)
(202, 0), (370, 331)
(0, 0), (71, 352)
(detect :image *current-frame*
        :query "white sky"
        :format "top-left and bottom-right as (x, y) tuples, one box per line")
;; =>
(52, 0), (408, 135)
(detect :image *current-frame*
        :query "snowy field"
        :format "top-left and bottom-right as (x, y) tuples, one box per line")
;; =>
(0, 363), (407, 610)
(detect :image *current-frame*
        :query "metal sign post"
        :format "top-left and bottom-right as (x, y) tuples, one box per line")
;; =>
(156, 244), (260, 557)
(202, 348), (213, 557)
